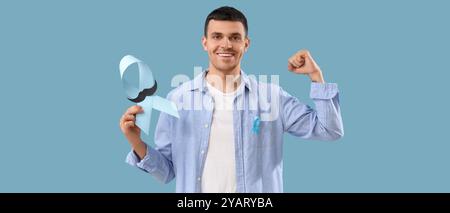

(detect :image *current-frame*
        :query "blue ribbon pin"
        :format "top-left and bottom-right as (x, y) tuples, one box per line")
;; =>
(119, 55), (179, 135)
(252, 116), (260, 134)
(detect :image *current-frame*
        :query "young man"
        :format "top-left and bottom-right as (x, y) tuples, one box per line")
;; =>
(119, 6), (344, 193)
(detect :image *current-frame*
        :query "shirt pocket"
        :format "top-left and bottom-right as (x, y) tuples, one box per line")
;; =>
(247, 111), (272, 149)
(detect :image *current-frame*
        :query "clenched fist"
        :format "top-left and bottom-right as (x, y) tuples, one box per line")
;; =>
(288, 50), (324, 83)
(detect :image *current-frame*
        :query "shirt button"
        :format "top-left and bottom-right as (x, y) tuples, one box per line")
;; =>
(201, 150), (205, 154)
(204, 124), (208, 128)
(197, 177), (201, 181)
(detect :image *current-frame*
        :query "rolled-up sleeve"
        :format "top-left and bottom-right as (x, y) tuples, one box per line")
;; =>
(281, 82), (344, 141)
(124, 111), (176, 184)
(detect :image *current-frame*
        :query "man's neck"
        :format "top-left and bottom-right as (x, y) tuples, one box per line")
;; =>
(206, 66), (241, 93)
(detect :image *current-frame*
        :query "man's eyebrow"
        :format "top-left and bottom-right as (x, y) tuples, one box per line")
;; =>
(210, 32), (243, 37)
(230, 33), (243, 37)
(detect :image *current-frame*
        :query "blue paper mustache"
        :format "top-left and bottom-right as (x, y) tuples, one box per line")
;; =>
(119, 55), (179, 135)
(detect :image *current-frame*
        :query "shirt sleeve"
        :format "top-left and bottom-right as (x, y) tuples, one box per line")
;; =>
(280, 82), (344, 141)
(124, 109), (176, 184)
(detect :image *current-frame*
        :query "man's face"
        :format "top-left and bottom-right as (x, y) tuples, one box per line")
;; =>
(202, 20), (249, 73)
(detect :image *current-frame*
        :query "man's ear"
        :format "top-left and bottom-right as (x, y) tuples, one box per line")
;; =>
(244, 37), (250, 52)
(201, 36), (207, 51)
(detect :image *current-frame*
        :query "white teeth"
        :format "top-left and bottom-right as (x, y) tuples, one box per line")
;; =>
(218, 53), (233, 57)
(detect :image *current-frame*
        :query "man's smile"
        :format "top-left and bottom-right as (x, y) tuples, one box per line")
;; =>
(216, 52), (235, 58)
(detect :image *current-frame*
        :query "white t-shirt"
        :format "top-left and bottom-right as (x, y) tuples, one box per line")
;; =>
(201, 81), (242, 193)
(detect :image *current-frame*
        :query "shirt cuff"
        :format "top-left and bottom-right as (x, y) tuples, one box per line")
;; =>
(310, 82), (339, 99)
(125, 143), (150, 165)
(125, 149), (143, 166)
(125, 145), (159, 173)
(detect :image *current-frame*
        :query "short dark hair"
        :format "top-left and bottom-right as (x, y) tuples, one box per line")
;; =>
(204, 6), (248, 37)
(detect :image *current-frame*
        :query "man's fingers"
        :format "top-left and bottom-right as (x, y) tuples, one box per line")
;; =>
(287, 49), (319, 74)
(120, 107), (140, 128)
(294, 57), (305, 67)
(123, 114), (136, 122)
(296, 55), (306, 63)
(288, 62), (296, 71)
(299, 50), (317, 66)
(126, 105), (144, 116)
(126, 105), (143, 114)
(124, 121), (135, 128)
(294, 50), (310, 63)
(288, 58), (302, 68)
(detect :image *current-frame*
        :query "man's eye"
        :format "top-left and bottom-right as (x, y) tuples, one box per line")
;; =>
(231, 36), (241, 41)
(212, 35), (221, 40)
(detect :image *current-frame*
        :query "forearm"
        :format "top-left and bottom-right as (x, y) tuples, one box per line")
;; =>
(308, 70), (325, 83)
(129, 138), (147, 160)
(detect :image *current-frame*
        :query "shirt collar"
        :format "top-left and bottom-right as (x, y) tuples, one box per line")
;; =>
(189, 70), (252, 93)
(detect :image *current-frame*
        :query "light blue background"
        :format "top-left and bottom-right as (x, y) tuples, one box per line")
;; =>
(1, 0), (449, 192)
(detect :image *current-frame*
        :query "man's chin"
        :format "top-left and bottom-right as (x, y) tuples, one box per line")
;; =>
(210, 68), (234, 74)
(218, 64), (238, 71)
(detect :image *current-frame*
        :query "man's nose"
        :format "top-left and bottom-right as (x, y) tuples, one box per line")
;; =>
(220, 38), (232, 49)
